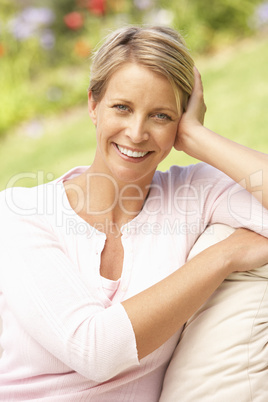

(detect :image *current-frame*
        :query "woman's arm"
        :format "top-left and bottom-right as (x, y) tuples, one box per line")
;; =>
(1, 193), (268, 377)
(175, 68), (268, 209)
(123, 228), (268, 360)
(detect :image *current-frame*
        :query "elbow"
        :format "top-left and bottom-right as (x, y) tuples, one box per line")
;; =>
(68, 352), (128, 383)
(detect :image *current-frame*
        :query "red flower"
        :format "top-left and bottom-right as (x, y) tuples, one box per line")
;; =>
(74, 40), (91, 57)
(88, 0), (106, 16)
(64, 12), (84, 30)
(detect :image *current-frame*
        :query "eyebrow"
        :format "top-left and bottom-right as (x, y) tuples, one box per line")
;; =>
(153, 107), (179, 115)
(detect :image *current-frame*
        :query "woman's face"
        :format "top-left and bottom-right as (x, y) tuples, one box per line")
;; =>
(88, 62), (182, 185)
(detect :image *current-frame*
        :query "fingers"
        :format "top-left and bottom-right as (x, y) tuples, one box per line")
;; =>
(185, 66), (206, 124)
(173, 67), (207, 153)
(193, 67), (204, 92)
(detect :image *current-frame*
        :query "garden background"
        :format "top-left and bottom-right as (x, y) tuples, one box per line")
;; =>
(0, 0), (268, 190)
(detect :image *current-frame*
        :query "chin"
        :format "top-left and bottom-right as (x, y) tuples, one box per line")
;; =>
(113, 166), (155, 185)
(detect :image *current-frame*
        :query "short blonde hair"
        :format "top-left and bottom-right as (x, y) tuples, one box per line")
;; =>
(89, 25), (194, 111)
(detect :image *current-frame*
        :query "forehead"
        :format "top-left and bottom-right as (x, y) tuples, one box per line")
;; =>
(104, 62), (179, 106)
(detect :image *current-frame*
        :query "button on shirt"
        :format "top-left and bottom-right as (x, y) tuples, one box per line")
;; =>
(0, 164), (267, 401)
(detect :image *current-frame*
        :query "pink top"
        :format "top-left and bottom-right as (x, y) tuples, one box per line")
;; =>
(0, 164), (267, 401)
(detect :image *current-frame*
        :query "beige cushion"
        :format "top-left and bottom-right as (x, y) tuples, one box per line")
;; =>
(160, 224), (268, 401)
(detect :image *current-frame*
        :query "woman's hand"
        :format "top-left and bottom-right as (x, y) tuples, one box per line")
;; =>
(218, 228), (268, 273)
(123, 227), (268, 360)
(174, 68), (268, 211)
(174, 67), (207, 155)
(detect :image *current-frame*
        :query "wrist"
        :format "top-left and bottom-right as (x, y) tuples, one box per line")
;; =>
(177, 125), (209, 160)
(202, 242), (234, 278)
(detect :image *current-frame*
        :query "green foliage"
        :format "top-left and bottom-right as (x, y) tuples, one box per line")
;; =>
(1, 35), (267, 190)
(0, 0), (267, 139)
(161, 0), (264, 52)
(0, 1), (95, 137)
(0, 0), (137, 137)
(0, 50), (89, 135)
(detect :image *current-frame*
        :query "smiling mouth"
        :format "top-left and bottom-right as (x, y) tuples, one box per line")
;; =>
(116, 144), (150, 158)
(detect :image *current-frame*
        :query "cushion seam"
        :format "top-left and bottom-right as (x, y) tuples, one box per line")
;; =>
(246, 280), (268, 401)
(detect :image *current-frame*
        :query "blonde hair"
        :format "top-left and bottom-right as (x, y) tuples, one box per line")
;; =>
(89, 25), (194, 111)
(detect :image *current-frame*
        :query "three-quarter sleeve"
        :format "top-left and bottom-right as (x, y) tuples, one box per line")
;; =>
(0, 189), (139, 382)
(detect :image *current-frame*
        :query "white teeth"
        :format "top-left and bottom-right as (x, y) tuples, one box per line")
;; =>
(117, 145), (148, 158)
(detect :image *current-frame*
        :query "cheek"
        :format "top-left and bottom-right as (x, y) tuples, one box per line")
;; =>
(158, 126), (178, 150)
(96, 118), (116, 140)
(96, 120), (120, 140)
(97, 111), (125, 137)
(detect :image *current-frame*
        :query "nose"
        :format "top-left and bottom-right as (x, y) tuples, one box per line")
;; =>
(126, 116), (149, 143)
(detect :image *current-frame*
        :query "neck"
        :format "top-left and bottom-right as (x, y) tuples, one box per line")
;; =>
(64, 166), (152, 233)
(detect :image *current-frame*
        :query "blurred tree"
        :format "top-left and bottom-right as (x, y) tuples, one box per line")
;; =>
(160, 0), (264, 52)
(1, 0), (267, 138)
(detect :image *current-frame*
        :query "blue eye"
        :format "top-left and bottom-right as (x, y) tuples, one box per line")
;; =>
(114, 104), (129, 111)
(155, 113), (171, 120)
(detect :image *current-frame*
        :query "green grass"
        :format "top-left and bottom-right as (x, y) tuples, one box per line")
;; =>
(1, 34), (268, 190)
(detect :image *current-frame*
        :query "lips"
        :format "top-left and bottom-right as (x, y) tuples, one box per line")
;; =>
(116, 144), (150, 159)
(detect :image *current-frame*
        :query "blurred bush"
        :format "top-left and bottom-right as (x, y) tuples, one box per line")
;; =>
(0, 0), (267, 139)
(161, 0), (267, 52)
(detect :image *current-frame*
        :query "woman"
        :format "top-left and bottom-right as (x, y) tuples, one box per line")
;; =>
(0, 25), (268, 401)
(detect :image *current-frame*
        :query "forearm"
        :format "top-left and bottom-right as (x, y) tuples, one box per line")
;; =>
(122, 243), (231, 360)
(176, 68), (268, 209)
(123, 226), (268, 360)
(182, 125), (268, 209)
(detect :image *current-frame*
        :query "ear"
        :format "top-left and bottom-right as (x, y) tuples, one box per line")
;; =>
(88, 91), (98, 126)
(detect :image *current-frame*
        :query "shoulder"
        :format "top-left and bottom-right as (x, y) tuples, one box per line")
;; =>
(0, 181), (59, 234)
(154, 162), (230, 188)
(0, 186), (34, 215)
(0, 185), (44, 219)
(186, 162), (232, 184)
(0, 184), (62, 249)
(0, 166), (89, 232)
(152, 164), (235, 210)
(0, 165), (83, 219)
(153, 164), (194, 189)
